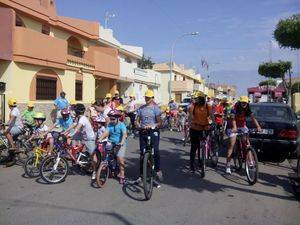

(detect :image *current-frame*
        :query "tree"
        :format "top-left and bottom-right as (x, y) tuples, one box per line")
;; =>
(292, 82), (300, 94)
(274, 14), (300, 49)
(259, 79), (277, 87)
(138, 55), (154, 69)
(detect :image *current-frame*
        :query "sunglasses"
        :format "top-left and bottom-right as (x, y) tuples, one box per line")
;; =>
(109, 117), (117, 121)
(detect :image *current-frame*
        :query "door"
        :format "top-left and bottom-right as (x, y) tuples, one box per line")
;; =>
(175, 94), (181, 103)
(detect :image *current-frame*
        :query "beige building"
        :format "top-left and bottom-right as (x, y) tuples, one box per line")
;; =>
(153, 62), (203, 104)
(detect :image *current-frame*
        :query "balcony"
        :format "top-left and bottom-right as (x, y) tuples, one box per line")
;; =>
(13, 27), (67, 69)
(134, 68), (160, 86)
(171, 80), (193, 92)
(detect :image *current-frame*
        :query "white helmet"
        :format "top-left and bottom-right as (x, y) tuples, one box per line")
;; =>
(95, 115), (106, 123)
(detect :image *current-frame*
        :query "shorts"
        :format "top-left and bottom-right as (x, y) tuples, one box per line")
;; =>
(117, 143), (126, 158)
(83, 140), (96, 154)
(10, 126), (23, 136)
(226, 127), (249, 138)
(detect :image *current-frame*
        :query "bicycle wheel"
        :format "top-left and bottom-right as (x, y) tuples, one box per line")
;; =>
(40, 155), (69, 184)
(210, 136), (219, 168)
(15, 140), (31, 166)
(199, 143), (206, 178)
(143, 152), (154, 200)
(233, 146), (243, 171)
(245, 147), (259, 185)
(24, 155), (41, 178)
(96, 163), (109, 188)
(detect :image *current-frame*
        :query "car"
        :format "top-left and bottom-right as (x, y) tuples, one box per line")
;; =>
(247, 103), (300, 162)
(179, 98), (192, 112)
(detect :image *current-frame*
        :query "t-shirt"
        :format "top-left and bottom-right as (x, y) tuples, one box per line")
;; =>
(137, 104), (161, 128)
(10, 107), (23, 128)
(22, 110), (35, 126)
(106, 122), (127, 144)
(57, 117), (73, 131)
(127, 100), (136, 113)
(78, 116), (95, 140)
(178, 111), (187, 124)
(96, 126), (106, 139)
(233, 103), (252, 128)
(33, 124), (52, 138)
(88, 106), (98, 118)
(188, 104), (212, 131)
(54, 97), (69, 110)
(169, 102), (177, 110)
(213, 105), (224, 125)
(112, 97), (123, 108)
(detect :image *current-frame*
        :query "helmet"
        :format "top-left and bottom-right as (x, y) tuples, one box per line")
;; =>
(105, 93), (112, 99)
(61, 108), (70, 118)
(114, 90), (119, 95)
(107, 109), (122, 118)
(145, 89), (154, 98)
(194, 91), (205, 98)
(74, 103), (86, 115)
(33, 112), (46, 120)
(170, 98), (174, 101)
(179, 107), (183, 111)
(70, 100), (77, 105)
(240, 96), (249, 103)
(8, 98), (17, 107)
(116, 105), (124, 112)
(95, 116), (106, 123)
(27, 101), (34, 108)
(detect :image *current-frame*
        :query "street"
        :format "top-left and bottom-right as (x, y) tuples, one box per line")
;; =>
(0, 131), (299, 225)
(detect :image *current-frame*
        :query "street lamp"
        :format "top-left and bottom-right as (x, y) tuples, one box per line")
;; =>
(104, 12), (116, 29)
(169, 32), (199, 101)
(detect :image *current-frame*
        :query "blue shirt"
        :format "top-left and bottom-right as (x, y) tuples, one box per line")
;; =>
(57, 117), (73, 131)
(106, 122), (127, 144)
(54, 97), (69, 110)
(169, 102), (177, 110)
(137, 104), (161, 128)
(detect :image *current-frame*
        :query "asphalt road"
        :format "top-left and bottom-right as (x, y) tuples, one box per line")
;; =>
(0, 131), (299, 225)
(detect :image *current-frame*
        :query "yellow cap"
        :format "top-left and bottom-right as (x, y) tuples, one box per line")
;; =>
(129, 92), (135, 98)
(194, 91), (205, 98)
(114, 90), (119, 95)
(105, 93), (112, 98)
(27, 101), (34, 107)
(179, 107), (183, 111)
(116, 105), (124, 111)
(240, 96), (249, 103)
(8, 98), (17, 107)
(145, 89), (154, 98)
(70, 100), (77, 105)
(170, 98), (174, 101)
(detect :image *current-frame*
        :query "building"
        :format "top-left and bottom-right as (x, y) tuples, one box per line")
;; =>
(153, 62), (203, 104)
(0, 0), (120, 122)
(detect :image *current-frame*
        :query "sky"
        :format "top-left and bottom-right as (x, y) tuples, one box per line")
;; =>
(56, 0), (300, 95)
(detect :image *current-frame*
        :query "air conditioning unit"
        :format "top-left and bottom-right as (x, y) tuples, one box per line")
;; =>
(0, 82), (6, 93)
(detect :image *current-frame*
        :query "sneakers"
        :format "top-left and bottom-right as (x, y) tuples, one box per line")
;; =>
(156, 171), (163, 182)
(225, 166), (232, 175)
(91, 171), (96, 180)
(153, 180), (161, 188)
(134, 176), (142, 185)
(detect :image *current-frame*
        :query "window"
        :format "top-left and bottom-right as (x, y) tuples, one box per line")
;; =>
(67, 36), (84, 58)
(36, 76), (57, 100)
(42, 24), (50, 35)
(75, 81), (83, 101)
(15, 15), (25, 27)
(125, 57), (132, 63)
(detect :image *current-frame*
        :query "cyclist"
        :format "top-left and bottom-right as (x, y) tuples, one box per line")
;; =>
(104, 93), (114, 109)
(188, 91), (215, 172)
(69, 100), (77, 120)
(135, 89), (163, 187)
(168, 98), (178, 131)
(168, 98), (177, 110)
(68, 104), (97, 180)
(225, 96), (261, 174)
(213, 97), (224, 137)
(178, 107), (187, 132)
(22, 101), (36, 127)
(98, 109), (127, 184)
(28, 112), (53, 155)
(112, 90), (124, 108)
(125, 93), (137, 133)
(4, 98), (24, 166)
(54, 91), (69, 119)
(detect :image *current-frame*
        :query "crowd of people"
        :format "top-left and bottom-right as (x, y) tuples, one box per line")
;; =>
(1, 88), (261, 187)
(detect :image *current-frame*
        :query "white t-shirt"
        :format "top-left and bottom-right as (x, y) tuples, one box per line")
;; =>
(33, 124), (52, 138)
(78, 116), (95, 140)
(10, 107), (23, 128)
(127, 100), (136, 113)
(103, 106), (112, 119)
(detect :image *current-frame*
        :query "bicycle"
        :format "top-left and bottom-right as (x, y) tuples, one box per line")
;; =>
(40, 132), (101, 184)
(232, 130), (259, 185)
(96, 142), (121, 188)
(183, 122), (190, 146)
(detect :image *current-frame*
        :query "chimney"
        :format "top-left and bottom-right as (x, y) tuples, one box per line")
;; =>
(40, 0), (57, 15)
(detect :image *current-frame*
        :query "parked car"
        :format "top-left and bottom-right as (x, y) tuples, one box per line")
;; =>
(179, 98), (192, 112)
(247, 103), (300, 162)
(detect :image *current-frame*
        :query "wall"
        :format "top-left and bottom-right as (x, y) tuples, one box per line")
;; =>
(82, 72), (95, 102)
(120, 55), (136, 80)
(292, 93), (300, 114)
(0, 7), (14, 60)
(160, 73), (170, 104)
(19, 14), (42, 33)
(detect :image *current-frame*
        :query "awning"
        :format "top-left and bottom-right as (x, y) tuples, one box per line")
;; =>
(117, 76), (134, 83)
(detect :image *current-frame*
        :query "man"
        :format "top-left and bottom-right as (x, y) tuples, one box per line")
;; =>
(104, 93), (114, 109)
(54, 91), (69, 118)
(22, 101), (36, 127)
(135, 89), (163, 187)
(168, 98), (177, 110)
(4, 98), (24, 166)
(188, 91), (215, 172)
(213, 97), (224, 131)
(125, 93), (137, 133)
(225, 96), (261, 174)
(112, 90), (123, 108)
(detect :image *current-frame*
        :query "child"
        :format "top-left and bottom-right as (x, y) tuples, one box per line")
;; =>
(178, 107), (187, 132)
(98, 109), (127, 184)
(28, 112), (53, 155)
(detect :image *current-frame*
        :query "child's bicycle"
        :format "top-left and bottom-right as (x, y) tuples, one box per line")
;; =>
(96, 142), (121, 188)
(24, 138), (50, 178)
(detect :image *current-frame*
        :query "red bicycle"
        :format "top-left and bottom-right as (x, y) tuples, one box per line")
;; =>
(233, 130), (259, 185)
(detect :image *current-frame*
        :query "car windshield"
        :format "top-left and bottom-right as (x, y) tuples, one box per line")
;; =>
(182, 98), (191, 103)
(251, 105), (293, 121)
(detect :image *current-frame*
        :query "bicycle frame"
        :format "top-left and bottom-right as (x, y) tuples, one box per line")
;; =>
(236, 133), (250, 160)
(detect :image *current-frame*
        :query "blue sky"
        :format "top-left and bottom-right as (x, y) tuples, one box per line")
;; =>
(56, 0), (300, 95)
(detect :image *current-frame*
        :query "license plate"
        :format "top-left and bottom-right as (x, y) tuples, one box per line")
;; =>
(260, 129), (274, 135)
